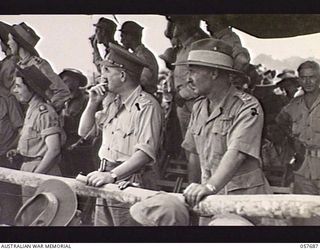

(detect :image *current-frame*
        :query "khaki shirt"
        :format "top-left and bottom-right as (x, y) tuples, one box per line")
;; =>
(95, 86), (162, 163)
(134, 44), (159, 95)
(276, 94), (320, 179)
(182, 86), (268, 194)
(18, 96), (65, 158)
(18, 55), (71, 112)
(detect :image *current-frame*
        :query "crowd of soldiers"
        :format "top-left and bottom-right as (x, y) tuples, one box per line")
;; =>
(0, 15), (319, 226)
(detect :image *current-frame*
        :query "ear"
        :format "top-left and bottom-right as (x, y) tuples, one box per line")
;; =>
(120, 70), (127, 82)
(210, 68), (219, 80)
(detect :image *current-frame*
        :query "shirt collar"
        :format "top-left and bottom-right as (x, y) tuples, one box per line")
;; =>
(133, 44), (144, 53)
(122, 85), (143, 112)
(27, 95), (43, 118)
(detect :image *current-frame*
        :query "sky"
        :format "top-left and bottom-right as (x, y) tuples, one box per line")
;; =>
(1, 14), (320, 79)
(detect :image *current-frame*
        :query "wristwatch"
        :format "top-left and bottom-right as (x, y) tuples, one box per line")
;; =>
(205, 183), (217, 194)
(109, 171), (118, 183)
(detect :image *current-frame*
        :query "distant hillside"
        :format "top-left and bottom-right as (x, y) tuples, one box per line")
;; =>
(252, 54), (320, 71)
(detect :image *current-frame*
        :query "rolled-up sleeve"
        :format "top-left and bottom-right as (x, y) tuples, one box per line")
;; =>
(39, 110), (62, 137)
(227, 101), (264, 160)
(134, 104), (162, 163)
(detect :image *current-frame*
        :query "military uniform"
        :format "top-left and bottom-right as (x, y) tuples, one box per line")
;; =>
(134, 44), (159, 94)
(18, 95), (65, 202)
(18, 55), (70, 112)
(276, 94), (320, 194)
(94, 85), (162, 226)
(182, 85), (270, 194)
(174, 30), (209, 137)
(0, 92), (24, 225)
(212, 27), (250, 70)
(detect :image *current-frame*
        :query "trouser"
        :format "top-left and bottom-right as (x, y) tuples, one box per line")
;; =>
(94, 159), (158, 226)
(20, 159), (61, 204)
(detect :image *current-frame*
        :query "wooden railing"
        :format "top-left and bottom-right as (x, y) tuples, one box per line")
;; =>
(1, 167), (320, 219)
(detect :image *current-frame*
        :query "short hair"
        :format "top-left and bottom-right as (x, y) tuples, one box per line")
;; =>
(297, 61), (320, 75)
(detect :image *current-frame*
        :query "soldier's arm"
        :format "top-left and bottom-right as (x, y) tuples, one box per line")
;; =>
(37, 59), (71, 111)
(33, 133), (60, 174)
(78, 83), (106, 137)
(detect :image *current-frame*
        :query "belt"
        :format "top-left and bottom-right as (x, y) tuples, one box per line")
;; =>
(99, 158), (123, 172)
(306, 149), (320, 158)
(22, 156), (43, 163)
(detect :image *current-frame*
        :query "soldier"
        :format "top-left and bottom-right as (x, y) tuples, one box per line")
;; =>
(90, 17), (118, 73)
(203, 15), (251, 72)
(167, 15), (209, 141)
(78, 43), (162, 226)
(8, 65), (65, 203)
(0, 21), (24, 225)
(7, 22), (70, 112)
(58, 68), (92, 177)
(119, 21), (159, 95)
(276, 61), (320, 225)
(130, 39), (271, 226)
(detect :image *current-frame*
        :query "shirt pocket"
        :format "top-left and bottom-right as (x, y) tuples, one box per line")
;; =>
(114, 126), (135, 155)
(20, 127), (40, 154)
(311, 111), (320, 133)
(210, 115), (233, 154)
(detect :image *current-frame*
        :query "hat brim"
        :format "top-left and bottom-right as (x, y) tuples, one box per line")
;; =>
(0, 21), (10, 44)
(174, 60), (243, 74)
(36, 179), (77, 226)
(10, 28), (39, 57)
(59, 70), (87, 87)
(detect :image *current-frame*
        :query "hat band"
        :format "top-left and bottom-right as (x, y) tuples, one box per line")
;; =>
(13, 25), (38, 47)
(188, 50), (233, 68)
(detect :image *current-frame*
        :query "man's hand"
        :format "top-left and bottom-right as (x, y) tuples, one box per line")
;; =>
(88, 82), (108, 104)
(86, 171), (115, 187)
(183, 183), (215, 207)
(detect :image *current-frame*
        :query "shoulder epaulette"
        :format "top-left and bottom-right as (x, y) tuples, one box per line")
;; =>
(235, 91), (253, 103)
(32, 56), (44, 65)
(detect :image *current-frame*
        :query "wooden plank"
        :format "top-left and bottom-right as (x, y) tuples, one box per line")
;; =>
(1, 167), (320, 219)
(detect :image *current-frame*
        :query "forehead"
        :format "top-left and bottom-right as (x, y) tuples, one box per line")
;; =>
(188, 64), (211, 73)
(299, 67), (319, 76)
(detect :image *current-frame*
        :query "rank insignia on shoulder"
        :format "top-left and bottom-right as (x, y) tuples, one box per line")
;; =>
(33, 56), (43, 64)
(39, 105), (47, 112)
(135, 103), (141, 111)
(251, 108), (259, 116)
(240, 93), (252, 102)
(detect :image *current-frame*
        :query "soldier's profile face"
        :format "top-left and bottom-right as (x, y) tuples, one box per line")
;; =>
(101, 66), (122, 93)
(12, 77), (33, 103)
(7, 34), (18, 55)
(299, 67), (320, 93)
(187, 65), (213, 95)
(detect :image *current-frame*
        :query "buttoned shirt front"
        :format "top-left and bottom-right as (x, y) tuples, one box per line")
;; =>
(134, 44), (159, 94)
(18, 55), (71, 112)
(276, 94), (320, 179)
(18, 95), (65, 158)
(182, 85), (267, 193)
(95, 85), (162, 163)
